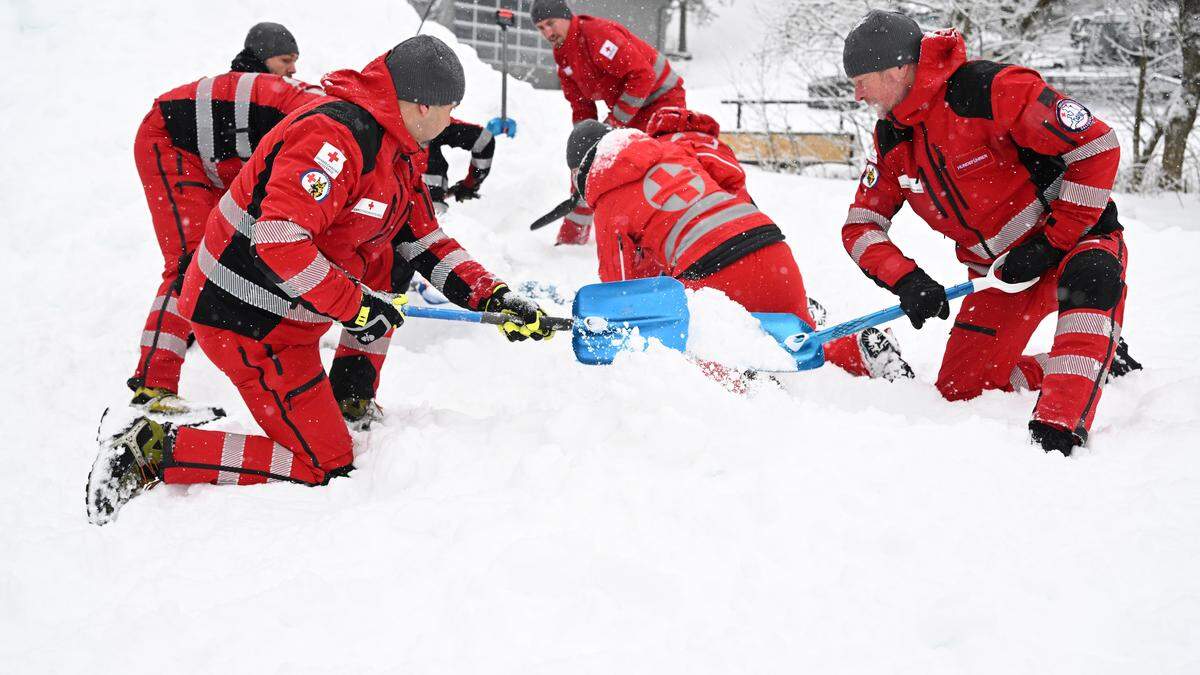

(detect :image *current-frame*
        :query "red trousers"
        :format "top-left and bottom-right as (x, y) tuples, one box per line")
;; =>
(129, 117), (219, 392)
(680, 242), (867, 376)
(937, 231), (1128, 437)
(164, 324), (353, 486)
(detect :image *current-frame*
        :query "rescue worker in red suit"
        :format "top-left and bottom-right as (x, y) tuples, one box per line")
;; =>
(839, 11), (1141, 456)
(329, 117), (498, 428)
(87, 36), (558, 525)
(565, 118), (915, 382)
(532, 0), (686, 246)
(128, 22), (321, 415)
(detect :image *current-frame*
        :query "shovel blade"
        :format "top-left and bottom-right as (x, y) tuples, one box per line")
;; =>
(571, 277), (690, 364)
(751, 312), (825, 371)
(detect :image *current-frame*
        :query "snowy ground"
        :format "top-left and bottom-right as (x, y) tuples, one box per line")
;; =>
(3, 1), (1200, 673)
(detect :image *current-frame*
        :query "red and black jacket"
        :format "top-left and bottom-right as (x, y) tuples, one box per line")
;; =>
(843, 30), (1120, 287)
(584, 130), (781, 282)
(178, 53), (502, 344)
(553, 15), (684, 127)
(143, 72), (322, 189)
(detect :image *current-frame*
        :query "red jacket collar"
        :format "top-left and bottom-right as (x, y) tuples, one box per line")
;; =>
(890, 29), (967, 126)
(321, 53), (421, 155)
(557, 15), (583, 53)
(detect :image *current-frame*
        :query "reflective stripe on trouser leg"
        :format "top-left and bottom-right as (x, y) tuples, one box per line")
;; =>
(556, 203), (594, 245)
(163, 325), (353, 486)
(1032, 237), (1128, 437)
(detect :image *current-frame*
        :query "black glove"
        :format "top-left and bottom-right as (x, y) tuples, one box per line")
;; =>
(447, 181), (480, 202)
(999, 231), (1067, 284)
(341, 288), (406, 345)
(893, 268), (950, 329)
(483, 285), (554, 342)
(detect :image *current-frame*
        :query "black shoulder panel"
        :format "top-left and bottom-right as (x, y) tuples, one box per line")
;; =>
(295, 101), (384, 174)
(945, 61), (1009, 120)
(875, 119), (913, 158)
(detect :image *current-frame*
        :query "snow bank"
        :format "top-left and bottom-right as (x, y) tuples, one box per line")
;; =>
(2, 1), (1199, 673)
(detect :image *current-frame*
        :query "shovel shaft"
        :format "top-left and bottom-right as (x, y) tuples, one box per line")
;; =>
(809, 281), (976, 346)
(404, 305), (573, 330)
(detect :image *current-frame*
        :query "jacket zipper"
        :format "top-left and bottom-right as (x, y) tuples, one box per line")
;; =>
(918, 167), (948, 219)
(918, 122), (991, 256)
(933, 145), (970, 210)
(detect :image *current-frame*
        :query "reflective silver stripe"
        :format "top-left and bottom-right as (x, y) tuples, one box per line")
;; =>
(646, 69), (681, 106)
(968, 199), (1043, 259)
(1046, 175), (1063, 201)
(1009, 365), (1030, 391)
(254, 219), (310, 244)
(845, 207), (893, 232)
(217, 435), (246, 485)
(149, 295), (182, 318)
(1056, 312), (1120, 339)
(964, 261), (991, 277)
(1063, 129), (1119, 164)
(471, 157), (492, 169)
(849, 229), (893, 266)
(279, 254), (331, 297)
(1058, 180), (1110, 208)
(430, 249), (472, 289)
(268, 442), (293, 477)
(662, 192), (736, 262)
(397, 228), (448, 260)
(219, 192), (254, 238)
(565, 211), (593, 226)
(423, 173), (447, 189)
(653, 53), (668, 78)
(1044, 354), (1105, 379)
(1033, 353), (1050, 374)
(194, 77), (224, 189)
(195, 241), (331, 324)
(471, 128), (494, 154)
(670, 203), (760, 266)
(619, 91), (646, 108)
(233, 72), (259, 159)
(612, 106), (634, 124)
(140, 331), (188, 358)
(338, 328), (392, 355)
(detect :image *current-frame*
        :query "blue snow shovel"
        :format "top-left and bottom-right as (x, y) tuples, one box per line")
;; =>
(485, 9), (519, 139)
(764, 260), (1039, 370)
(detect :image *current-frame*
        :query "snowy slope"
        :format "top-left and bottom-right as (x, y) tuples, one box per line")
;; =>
(3, 1), (1200, 673)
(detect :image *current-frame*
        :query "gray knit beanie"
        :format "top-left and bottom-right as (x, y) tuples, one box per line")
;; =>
(386, 35), (466, 106)
(842, 10), (922, 78)
(531, 0), (573, 23)
(566, 120), (611, 169)
(244, 22), (299, 60)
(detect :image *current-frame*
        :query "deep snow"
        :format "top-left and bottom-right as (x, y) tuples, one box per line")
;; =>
(2, 1), (1199, 673)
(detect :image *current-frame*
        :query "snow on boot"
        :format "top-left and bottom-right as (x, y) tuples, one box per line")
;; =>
(339, 398), (383, 431)
(1029, 420), (1082, 457)
(806, 297), (828, 328)
(130, 386), (226, 426)
(1107, 337), (1143, 381)
(86, 414), (171, 525)
(857, 327), (915, 381)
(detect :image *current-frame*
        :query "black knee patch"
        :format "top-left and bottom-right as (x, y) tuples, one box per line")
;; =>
(1057, 249), (1123, 311)
(329, 355), (378, 401)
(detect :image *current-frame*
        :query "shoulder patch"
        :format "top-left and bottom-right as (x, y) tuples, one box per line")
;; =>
(295, 101), (383, 175)
(861, 162), (879, 188)
(599, 40), (619, 60)
(300, 169), (331, 201)
(945, 60), (1009, 120)
(1055, 98), (1094, 131)
(874, 119), (913, 159)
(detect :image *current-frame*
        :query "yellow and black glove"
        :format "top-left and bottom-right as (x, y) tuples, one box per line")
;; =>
(342, 288), (407, 345)
(483, 285), (554, 342)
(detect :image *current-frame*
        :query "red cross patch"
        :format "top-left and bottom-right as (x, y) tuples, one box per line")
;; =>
(641, 163), (705, 212)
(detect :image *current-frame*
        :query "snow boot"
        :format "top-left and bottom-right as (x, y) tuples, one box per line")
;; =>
(1029, 420), (1082, 457)
(339, 398), (383, 431)
(130, 386), (226, 425)
(806, 297), (828, 328)
(858, 327), (915, 381)
(86, 415), (172, 525)
(1107, 337), (1143, 381)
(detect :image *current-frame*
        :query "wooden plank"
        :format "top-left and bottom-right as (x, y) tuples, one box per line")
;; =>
(719, 131), (857, 165)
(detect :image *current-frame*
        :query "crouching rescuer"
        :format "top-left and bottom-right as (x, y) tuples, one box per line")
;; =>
(839, 11), (1141, 455)
(86, 36), (557, 525)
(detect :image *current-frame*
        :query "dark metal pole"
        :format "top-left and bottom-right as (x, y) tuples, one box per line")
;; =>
(500, 24), (509, 122)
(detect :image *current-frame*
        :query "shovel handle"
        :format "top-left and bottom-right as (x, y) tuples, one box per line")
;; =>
(403, 305), (573, 330)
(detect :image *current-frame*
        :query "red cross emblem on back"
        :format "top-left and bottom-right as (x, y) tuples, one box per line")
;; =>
(642, 163), (705, 212)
